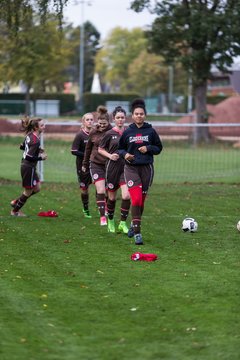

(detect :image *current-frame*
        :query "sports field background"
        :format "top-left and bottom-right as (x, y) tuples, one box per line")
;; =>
(1, 135), (240, 184)
(1, 133), (240, 360)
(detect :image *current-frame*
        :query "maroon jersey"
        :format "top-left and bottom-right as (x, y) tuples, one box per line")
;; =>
(71, 129), (90, 170)
(22, 132), (41, 167)
(99, 127), (125, 169)
(82, 124), (112, 168)
(99, 127), (125, 190)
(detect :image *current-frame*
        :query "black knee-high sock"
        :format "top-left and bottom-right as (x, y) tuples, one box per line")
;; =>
(107, 199), (116, 220)
(96, 193), (106, 217)
(131, 205), (141, 235)
(81, 193), (89, 211)
(120, 199), (130, 221)
(13, 194), (29, 212)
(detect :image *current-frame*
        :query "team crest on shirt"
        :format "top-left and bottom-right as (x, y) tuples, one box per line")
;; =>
(108, 183), (114, 189)
(128, 180), (134, 187)
(80, 182), (85, 187)
(93, 173), (99, 180)
(129, 134), (149, 144)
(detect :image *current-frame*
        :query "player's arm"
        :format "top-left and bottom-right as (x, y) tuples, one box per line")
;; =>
(71, 134), (84, 157)
(118, 132), (134, 162)
(98, 133), (119, 160)
(146, 130), (163, 155)
(82, 136), (93, 170)
(24, 139), (47, 161)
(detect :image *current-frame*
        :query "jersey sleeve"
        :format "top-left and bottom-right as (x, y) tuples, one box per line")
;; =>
(99, 132), (111, 150)
(146, 129), (163, 155)
(71, 132), (85, 157)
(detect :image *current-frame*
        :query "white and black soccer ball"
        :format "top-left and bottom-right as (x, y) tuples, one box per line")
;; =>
(182, 217), (198, 233)
(237, 221), (240, 232)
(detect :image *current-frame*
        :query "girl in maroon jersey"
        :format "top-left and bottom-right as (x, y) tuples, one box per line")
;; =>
(71, 113), (94, 218)
(82, 106), (112, 226)
(118, 99), (163, 245)
(98, 106), (130, 234)
(10, 116), (47, 216)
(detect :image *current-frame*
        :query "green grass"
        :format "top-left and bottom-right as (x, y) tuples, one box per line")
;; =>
(1, 136), (240, 184)
(0, 180), (240, 360)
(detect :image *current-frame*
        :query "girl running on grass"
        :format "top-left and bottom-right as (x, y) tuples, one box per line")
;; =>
(10, 116), (47, 216)
(71, 113), (94, 218)
(118, 99), (163, 245)
(98, 106), (131, 234)
(82, 105), (112, 226)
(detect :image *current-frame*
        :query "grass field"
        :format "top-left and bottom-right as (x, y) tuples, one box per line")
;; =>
(1, 136), (240, 184)
(1, 179), (240, 360)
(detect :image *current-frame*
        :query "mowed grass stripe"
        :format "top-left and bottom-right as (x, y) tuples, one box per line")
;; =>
(0, 182), (239, 359)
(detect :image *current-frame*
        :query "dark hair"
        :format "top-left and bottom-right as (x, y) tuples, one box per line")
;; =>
(96, 105), (110, 122)
(112, 106), (126, 117)
(131, 98), (147, 114)
(20, 116), (43, 134)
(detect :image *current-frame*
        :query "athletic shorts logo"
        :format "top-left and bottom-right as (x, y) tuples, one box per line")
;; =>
(128, 180), (134, 187)
(108, 183), (114, 189)
(93, 173), (99, 180)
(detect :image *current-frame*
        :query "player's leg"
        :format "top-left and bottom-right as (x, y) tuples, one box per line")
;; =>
(11, 166), (39, 216)
(118, 183), (130, 234)
(124, 165), (143, 244)
(107, 190), (116, 233)
(95, 179), (107, 225)
(78, 168), (92, 218)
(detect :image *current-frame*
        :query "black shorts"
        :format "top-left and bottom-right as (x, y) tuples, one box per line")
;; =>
(21, 163), (40, 189)
(77, 169), (92, 190)
(90, 162), (106, 183)
(106, 159), (125, 191)
(124, 164), (154, 193)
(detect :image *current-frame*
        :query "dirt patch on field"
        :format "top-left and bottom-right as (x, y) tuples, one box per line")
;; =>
(1, 96), (240, 139)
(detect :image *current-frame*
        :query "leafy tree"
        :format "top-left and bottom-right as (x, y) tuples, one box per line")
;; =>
(95, 27), (147, 92)
(66, 21), (100, 92)
(130, 0), (240, 142)
(128, 50), (187, 97)
(0, 0), (68, 33)
(0, 11), (71, 113)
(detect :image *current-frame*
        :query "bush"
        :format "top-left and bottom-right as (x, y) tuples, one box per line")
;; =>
(83, 93), (140, 113)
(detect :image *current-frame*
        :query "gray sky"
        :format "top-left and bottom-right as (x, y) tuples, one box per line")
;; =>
(63, 0), (156, 40)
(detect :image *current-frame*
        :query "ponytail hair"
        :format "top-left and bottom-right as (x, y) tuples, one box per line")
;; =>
(96, 105), (110, 122)
(112, 106), (126, 118)
(131, 98), (147, 115)
(21, 116), (43, 134)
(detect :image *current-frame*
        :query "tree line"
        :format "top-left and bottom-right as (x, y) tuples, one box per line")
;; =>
(1, 0), (240, 143)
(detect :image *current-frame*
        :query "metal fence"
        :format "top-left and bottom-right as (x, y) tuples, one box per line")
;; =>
(36, 121), (240, 184)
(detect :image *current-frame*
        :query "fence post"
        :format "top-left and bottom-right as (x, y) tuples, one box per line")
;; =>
(38, 132), (44, 182)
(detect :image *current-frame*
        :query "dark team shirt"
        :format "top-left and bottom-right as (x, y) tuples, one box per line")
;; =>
(21, 132), (42, 167)
(118, 122), (163, 165)
(71, 129), (90, 169)
(99, 127), (125, 168)
(82, 124), (112, 168)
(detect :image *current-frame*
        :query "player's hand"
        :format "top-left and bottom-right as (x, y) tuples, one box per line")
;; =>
(110, 153), (119, 161)
(138, 146), (147, 154)
(82, 166), (86, 173)
(41, 152), (47, 160)
(125, 153), (135, 162)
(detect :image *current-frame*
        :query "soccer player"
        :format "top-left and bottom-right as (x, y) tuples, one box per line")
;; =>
(98, 106), (130, 234)
(71, 113), (94, 218)
(10, 116), (47, 216)
(118, 99), (163, 245)
(82, 105), (112, 226)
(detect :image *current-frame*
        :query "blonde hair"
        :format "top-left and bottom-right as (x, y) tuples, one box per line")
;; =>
(82, 112), (93, 122)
